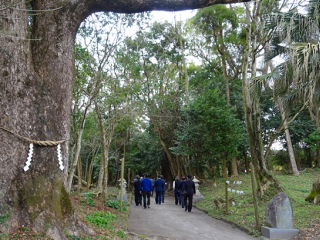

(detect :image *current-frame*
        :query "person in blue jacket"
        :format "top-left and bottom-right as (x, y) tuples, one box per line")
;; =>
(154, 175), (165, 204)
(178, 176), (186, 209)
(139, 173), (153, 209)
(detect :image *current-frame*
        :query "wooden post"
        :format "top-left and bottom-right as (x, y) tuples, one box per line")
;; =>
(250, 163), (260, 230)
(120, 137), (126, 212)
(128, 168), (131, 190)
(223, 158), (229, 213)
(120, 158), (125, 212)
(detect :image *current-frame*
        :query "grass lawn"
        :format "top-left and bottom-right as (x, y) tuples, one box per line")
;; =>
(194, 169), (320, 239)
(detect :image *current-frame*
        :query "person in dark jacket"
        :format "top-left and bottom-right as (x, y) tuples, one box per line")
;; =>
(154, 175), (165, 204)
(182, 175), (196, 212)
(161, 175), (166, 203)
(139, 173), (153, 209)
(178, 176), (186, 208)
(150, 176), (155, 197)
(133, 175), (142, 206)
(173, 176), (180, 205)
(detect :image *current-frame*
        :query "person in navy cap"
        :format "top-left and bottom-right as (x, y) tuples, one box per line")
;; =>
(139, 173), (153, 209)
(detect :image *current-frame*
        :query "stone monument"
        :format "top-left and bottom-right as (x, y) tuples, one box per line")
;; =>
(261, 192), (299, 239)
(193, 176), (204, 203)
(117, 178), (128, 202)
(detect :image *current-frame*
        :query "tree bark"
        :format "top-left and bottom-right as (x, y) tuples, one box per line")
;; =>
(230, 157), (238, 176)
(158, 130), (178, 177)
(0, 0), (250, 236)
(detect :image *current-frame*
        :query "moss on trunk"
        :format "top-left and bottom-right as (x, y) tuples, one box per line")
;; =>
(305, 180), (320, 202)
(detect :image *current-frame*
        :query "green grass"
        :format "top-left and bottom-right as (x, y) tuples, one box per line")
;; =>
(194, 169), (320, 237)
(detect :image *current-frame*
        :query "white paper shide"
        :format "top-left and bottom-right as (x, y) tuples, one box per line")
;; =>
(24, 143), (34, 172)
(57, 144), (64, 171)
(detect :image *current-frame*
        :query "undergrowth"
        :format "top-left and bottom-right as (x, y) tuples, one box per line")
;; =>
(194, 169), (320, 237)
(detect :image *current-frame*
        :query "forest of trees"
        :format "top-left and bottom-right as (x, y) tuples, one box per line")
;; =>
(0, 0), (319, 237)
(70, 0), (320, 199)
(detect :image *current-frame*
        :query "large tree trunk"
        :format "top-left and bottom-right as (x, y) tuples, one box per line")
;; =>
(158, 131), (178, 177)
(0, 0), (250, 237)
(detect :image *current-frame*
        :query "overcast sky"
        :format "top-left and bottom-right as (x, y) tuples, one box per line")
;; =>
(151, 10), (196, 24)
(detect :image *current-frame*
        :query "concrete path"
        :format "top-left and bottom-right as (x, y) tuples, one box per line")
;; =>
(127, 194), (257, 240)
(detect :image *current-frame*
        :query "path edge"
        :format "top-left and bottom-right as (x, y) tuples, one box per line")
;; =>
(167, 190), (256, 237)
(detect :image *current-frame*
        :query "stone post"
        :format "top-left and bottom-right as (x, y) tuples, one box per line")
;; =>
(262, 192), (299, 239)
(193, 176), (204, 203)
(117, 177), (128, 203)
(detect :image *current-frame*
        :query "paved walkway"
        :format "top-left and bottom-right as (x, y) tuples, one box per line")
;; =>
(127, 194), (257, 240)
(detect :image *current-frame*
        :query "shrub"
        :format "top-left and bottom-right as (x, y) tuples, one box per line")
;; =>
(105, 198), (129, 210)
(85, 211), (117, 228)
(81, 192), (96, 207)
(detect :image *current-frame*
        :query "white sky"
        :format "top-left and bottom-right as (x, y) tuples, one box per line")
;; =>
(151, 10), (196, 23)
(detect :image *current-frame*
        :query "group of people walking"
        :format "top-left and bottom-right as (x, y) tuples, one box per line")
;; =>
(133, 173), (195, 212)
(133, 173), (166, 209)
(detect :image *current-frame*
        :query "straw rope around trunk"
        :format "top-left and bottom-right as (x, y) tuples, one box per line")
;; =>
(0, 126), (67, 146)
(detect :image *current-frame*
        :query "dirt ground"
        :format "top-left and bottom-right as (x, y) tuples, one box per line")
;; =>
(127, 194), (258, 240)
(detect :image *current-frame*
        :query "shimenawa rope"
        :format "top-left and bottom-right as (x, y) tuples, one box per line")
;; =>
(0, 126), (67, 146)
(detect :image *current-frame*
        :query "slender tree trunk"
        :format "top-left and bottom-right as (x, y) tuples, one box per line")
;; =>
(96, 151), (105, 193)
(95, 103), (107, 194)
(67, 102), (91, 192)
(277, 100), (299, 175)
(77, 156), (82, 193)
(242, 3), (281, 197)
(86, 156), (95, 193)
(230, 157), (238, 176)
(244, 152), (250, 174)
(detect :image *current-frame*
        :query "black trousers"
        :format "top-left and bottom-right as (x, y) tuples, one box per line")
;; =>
(135, 190), (142, 206)
(184, 194), (193, 212)
(155, 191), (162, 204)
(142, 191), (151, 208)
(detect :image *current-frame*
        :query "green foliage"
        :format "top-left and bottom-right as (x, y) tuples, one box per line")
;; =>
(304, 130), (320, 150)
(0, 205), (10, 225)
(68, 236), (81, 240)
(80, 193), (96, 207)
(0, 233), (8, 240)
(21, 226), (30, 231)
(85, 211), (117, 228)
(105, 198), (129, 210)
(116, 230), (127, 239)
(172, 87), (245, 168)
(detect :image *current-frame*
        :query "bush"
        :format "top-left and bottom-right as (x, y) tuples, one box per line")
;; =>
(85, 211), (117, 228)
(80, 192), (96, 207)
(105, 198), (129, 210)
(0, 233), (8, 240)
